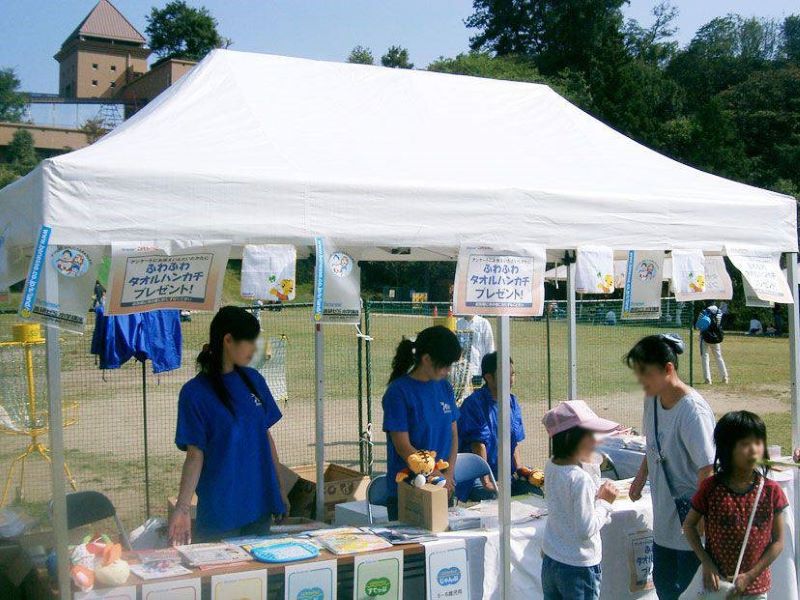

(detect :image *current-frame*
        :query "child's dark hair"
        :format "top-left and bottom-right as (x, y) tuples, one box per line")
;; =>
(388, 325), (462, 383)
(197, 306), (262, 414)
(714, 410), (770, 476)
(551, 426), (591, 460)
(480, 352), (513, 379)
(625, 333), (684, 371)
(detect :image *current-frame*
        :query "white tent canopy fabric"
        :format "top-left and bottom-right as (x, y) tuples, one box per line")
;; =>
(0, 48), (796, 279)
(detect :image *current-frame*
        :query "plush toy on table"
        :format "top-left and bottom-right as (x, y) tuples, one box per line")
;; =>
(515, 465), (545, 489)
(396, 450), (450, 488)
(69, 534), (129, 592)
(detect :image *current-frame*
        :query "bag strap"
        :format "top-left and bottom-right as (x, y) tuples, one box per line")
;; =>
(653, 397), (680, 499)
(733, 475), (766, 581)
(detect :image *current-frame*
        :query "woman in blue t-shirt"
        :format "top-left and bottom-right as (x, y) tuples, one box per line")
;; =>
(168, 306), (289, 544)
(382, 325), (462, 519)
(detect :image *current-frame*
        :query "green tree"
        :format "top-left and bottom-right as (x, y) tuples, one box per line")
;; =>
(80, 117), (108, 144)
(784, 15), (800, 63)
(145, 1), (225, 61)
(0, 67), (26, 123)
(0, 164), (18, 189)
(347, 45), (375, 65)
(624, 1), (679, 67)
(6, 129), (38, 176)
(381, 46), (414, 69)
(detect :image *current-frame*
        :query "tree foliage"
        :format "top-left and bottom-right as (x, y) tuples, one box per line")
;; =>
(348, 46), (375, 65)
(381, 46), (414, 69)
(6, 129), (38, 176)
(145, 1), (225, 61)
(0, 67), (26, 123)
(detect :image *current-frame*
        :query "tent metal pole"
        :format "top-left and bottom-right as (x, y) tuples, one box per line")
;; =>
(46, 324), (71, 600)
(314, 322), (325, 520)
(566, 255), (578, 400)
(496, 315), (512, 599)
(786, 251), (800, 590)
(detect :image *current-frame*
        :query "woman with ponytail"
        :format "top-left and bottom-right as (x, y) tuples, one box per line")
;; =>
(625, 334), (715, 600)
(169, 306), (289, 545)
(382, 325), (463, 519)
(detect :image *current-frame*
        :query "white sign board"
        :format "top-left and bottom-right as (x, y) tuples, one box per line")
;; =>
(313, 238), (361, 324)
(453, 245), (545, 316)
(727, 247), (793, 304)
(575, 246), (614, 294)
(142, 578), (201, 600)
(628, 530), (655, 592)
(353, 550), (404, 600)
(107, 240), (230, 315)
(622, 250), (665, 320)
(425, 539), (470, 600)
(285, 558), (337, 600)
(211, 569), (268, 600)
(670, 249), (705, 295)
(75, 587), (137, 600)
(674, 255), (733, 301)
(241, 244), (296, 302)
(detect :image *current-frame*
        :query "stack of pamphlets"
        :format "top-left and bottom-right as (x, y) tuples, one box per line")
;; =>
(130, 549), (192, 580)
(368, 526), (437, 545)
(302, 527), (393, 555)
(175, 543), (252, 568)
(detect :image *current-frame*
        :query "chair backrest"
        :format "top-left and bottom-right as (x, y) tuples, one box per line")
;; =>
(367, 474), (390, 508)
(65, 491), (117, 529)
(454, 453), (493, 485)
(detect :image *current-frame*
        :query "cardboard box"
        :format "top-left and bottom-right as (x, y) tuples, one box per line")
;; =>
(288, 463), (370, 522)
(397, 482), (449, 532)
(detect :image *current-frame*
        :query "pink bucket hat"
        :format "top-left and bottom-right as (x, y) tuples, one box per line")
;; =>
(542, 400), (620, 437)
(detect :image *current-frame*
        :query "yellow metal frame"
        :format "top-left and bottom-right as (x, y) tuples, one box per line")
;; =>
(0, 323), (77, 505)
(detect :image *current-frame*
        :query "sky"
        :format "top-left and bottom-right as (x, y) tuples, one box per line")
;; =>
(1, 0), (798, 125)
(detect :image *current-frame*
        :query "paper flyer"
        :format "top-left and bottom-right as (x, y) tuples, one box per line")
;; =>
(241, 244), (297, 302)
(627, 530), (655, 592)
(727, 247), (793, 304)
(670, 250), (705, 295)
(141, 578), (201, 600)
(75, 587), (137, 600)
(674, 255), (732, 301)
(211, 569), (268, 600)
(424, 539), (470, 600)
(106, 240), (230, 315)
(313, 237), (361, 324)
(285, 558), (337, 600)
(622, 250), (664, 320)
(743, 277), (773, 308)
(453, 244), (545, 317)
(575, 246), (614, 294)
(353, 550), (404, 600)
(19, 225), (100, 333)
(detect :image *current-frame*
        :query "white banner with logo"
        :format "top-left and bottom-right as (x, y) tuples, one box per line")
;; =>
(424, 539), (470, 600)
(19, 225), (100, 333)
(670, 249), (705, 296)
(285, 558), (337, 600)
(628, 530), (655, 592)
(107, 240), (230, 315)
(727, 247), (793, 304)
(353, 550), (403, 600)
(241, 244), (296, 302)
(575, 246), (614, 294)
(453, 244), (545, 317)
(674, 255), (732, 301)
(622, 250), (665, 320)
(313, 238), (361, 324)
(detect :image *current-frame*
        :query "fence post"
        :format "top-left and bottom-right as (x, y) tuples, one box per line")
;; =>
(689, 301), (695, 386)
(357, 304), (365, 473)
(364, 301), (374, 476)
(142, 361), (151, 519)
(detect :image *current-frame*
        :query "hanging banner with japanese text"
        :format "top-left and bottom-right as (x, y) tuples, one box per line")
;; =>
(106, 240), (230, 315)
(453, 244), (545, 317)
(241, 244), (296, 302)
(627, 530), (655, 592)
(727, 247), (793, 304)
(424, 539), (470, 600)
(313, 238), (361, 324)
(575, 246), (614, 294)
(622, 250), (664, 320)
(19, 225), (100, 333)
(674, 255), (732, 301)
(353, 550), (403, 600)
(670, 249), (705, 296)
(285, 558), (337, 600)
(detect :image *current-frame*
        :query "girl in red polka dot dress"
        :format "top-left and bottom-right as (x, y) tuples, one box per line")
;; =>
(683, 411), (788, 598)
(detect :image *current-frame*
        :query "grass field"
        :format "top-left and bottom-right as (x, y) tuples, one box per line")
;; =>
(0, 302), (793, 530)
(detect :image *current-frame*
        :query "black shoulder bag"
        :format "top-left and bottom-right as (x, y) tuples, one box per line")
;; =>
(653, 397), (693, 524)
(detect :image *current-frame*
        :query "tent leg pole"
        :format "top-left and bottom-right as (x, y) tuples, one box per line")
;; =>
(786, 251), (800, 591)
(314, 323), (325, 521)
(497, 315), (512, 599)
(46, 325), (71, 600)
(566, 256), (578, 400)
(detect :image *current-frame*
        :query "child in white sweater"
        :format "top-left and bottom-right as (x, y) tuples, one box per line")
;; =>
(541, 401), (620, 600)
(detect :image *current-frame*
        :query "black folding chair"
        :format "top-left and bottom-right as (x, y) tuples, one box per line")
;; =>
(51, 491), (131, 550)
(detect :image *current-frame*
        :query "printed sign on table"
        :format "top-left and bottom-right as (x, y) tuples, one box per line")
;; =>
(106, 240), (230, 315)
(424, 539), (470, 600)
(75, 587), (137, 600)
(453, 244), (545, 317)
(313, 238), (361, 324)
(727, 247), (793, 304)
(353, 550), (403, 600)
(628, 530), (655, 592)
(285, 558), (337, 600)
(674, 255), (733, 302)
(212, 569), (268, 600)
(19, 225), (100, 333)
(575, 246), (614, 294)
(622, 250), (665, 320)
(142, 578), (201, 600)
(670, 250), (705, 296)
(241, 244), (297, 302)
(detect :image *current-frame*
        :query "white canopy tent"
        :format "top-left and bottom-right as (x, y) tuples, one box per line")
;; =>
(1, 49), (798, 599)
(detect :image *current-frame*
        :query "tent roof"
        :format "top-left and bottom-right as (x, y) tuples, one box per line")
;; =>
(1, 49), (796, 268)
